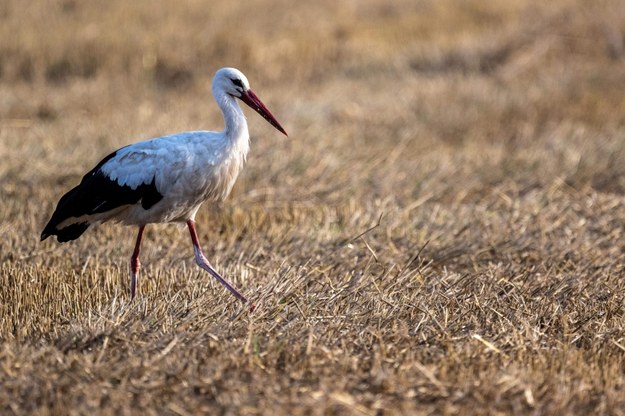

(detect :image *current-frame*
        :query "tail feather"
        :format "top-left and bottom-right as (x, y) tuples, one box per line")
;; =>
(41, 222), (90, 242)
(41, 181), (95, 243)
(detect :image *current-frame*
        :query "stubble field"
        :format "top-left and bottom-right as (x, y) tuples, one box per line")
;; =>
(2, 0), (625, 414)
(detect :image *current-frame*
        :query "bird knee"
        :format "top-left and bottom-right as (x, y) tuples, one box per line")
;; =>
(194, 255), (207, 268)
(131, 258), (141, 274)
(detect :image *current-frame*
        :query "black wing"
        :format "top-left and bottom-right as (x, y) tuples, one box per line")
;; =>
(41, 150), (163, 243)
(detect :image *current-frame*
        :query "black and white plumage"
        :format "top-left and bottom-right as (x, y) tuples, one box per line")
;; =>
(41, 67), (287, 303)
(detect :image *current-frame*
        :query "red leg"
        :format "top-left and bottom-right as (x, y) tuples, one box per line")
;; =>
(130, 225), (145, 300)
(186, 220), (248, 303)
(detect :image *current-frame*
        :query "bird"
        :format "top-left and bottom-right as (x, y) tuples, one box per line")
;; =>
(41, 67), (287, 304)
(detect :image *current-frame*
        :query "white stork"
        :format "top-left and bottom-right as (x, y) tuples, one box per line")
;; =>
(41, 67), (287, 304)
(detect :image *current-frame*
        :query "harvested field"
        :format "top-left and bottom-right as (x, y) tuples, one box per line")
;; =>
(2, 0), (625, 414)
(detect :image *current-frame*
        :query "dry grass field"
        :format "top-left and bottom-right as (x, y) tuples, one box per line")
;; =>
(2, 0), (625, 414)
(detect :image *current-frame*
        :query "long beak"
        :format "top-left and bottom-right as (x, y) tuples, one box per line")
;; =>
(239, 89), (288, 136)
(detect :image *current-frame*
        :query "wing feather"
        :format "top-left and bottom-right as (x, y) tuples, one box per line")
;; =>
(41, 144), (165, 242)
(41, 130), (222, 242)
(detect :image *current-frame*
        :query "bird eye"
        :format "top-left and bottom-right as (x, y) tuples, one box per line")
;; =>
(231, 78), (244, 88)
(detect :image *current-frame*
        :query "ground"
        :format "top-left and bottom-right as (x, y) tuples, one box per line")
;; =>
(1, 0), (625, 414)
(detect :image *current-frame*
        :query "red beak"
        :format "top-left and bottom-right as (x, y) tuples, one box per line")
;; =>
(239, 89), (288, 136)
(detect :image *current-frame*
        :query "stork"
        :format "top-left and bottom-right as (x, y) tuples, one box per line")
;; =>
(41, 67), (287, 304)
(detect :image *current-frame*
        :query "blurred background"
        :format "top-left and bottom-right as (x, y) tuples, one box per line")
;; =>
(2, 0), (625, 207)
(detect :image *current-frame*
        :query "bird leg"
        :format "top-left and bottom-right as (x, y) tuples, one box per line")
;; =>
(130, 225), (145, 300)
(186, 220), (248, 303)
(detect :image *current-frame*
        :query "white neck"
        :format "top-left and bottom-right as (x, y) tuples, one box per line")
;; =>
(211, 89), (251, 185)
(214, 90), (249, 144)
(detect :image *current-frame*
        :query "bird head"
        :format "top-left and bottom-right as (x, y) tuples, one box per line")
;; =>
(213, 67), (288, 136)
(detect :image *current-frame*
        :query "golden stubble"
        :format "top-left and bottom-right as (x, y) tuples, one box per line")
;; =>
(2, 0), (625, 414)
